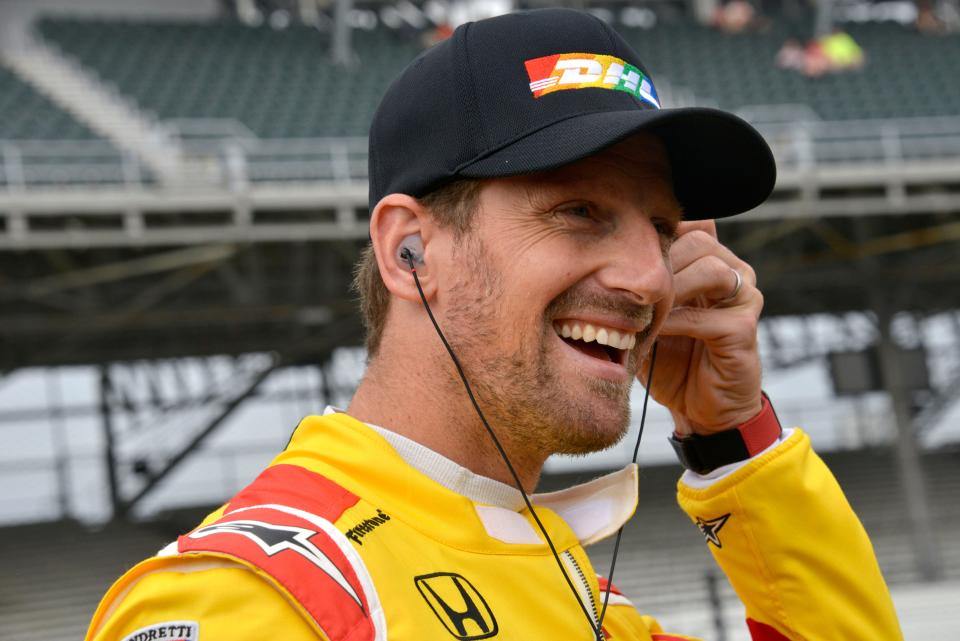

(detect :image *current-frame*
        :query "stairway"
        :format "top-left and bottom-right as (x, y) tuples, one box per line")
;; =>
(2, 34), (190, 187)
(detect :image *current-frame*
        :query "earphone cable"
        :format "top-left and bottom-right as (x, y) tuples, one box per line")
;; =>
(596, 341), (658, 631)
(405, 258), (602, 639)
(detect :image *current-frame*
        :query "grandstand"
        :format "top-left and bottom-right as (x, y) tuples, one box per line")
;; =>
(35, 18), (420, 139)
(0, 62), (129, 187)
(2, 1), (960, 639)
(0, 64), (97, 140)
(623, 19), (960, 121)
(27, 13), (960, 134)
(0, 6), (957, 239)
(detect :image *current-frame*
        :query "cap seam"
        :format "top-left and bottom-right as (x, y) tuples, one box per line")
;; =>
(459, 22), (489, 151)
(588, 11), (618, 51)
(589, 13), (651, 111)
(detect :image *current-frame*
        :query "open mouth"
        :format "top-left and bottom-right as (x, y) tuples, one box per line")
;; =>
(553, 320), (639, 368)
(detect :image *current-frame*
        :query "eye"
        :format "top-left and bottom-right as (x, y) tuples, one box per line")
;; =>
(555, 203), (596, 220)
(653, 218), (680, 243)
(561, 205), (591, 218)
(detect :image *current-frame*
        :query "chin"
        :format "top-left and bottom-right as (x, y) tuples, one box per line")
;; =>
(552, 422), (629, 456)
(546, 390), (632, 456)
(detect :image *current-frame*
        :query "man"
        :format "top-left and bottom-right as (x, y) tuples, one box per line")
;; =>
(85, 9), (902, 641)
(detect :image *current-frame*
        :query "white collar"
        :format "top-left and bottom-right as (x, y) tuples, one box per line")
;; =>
(323, 407), (637, 546)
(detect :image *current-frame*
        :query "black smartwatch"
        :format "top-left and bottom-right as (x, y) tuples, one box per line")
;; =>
(669, 393), (782, 475)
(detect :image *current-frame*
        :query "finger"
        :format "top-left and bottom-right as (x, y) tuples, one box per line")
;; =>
(676, 219), (717, 239)
(670, 228), (745, 275)
(658, 291), (764, 341)
(672, 256), (744, 307)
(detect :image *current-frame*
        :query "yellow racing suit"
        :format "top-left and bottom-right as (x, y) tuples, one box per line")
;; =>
(85, 410), (902, 641)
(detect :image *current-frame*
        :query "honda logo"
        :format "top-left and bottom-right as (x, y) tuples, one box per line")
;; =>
(414, 572), (498, 640)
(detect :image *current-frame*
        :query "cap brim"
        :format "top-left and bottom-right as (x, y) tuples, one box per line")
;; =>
(458, 107), (776, 220)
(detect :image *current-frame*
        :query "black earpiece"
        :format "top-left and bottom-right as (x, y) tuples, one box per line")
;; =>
(398, 234), (425, 268)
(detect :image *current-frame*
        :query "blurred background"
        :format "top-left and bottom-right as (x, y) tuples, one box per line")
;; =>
(0, 0), (958, 639)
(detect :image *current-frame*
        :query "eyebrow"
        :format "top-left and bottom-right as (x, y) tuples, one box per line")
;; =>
(514, 165), (684, 218)
(519, 181), (560, 211)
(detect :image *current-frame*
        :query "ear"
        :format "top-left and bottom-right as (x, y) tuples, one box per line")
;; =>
(369, 193), (438, 303)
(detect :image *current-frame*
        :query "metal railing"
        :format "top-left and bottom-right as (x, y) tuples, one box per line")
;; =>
(754, 116), (960, 169)
(3, 114), (960, 192)
(0, 139), (147, 189)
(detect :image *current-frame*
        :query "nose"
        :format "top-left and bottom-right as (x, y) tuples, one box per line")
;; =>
(593, 217), (672, 306)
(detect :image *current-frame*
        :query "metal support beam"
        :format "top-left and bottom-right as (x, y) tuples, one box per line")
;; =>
(319, 361), (332, 409)
(852, 210), (942, 581)
(705, 570), (727, 641)
(99, 365), (122, 518)
(332, 0), (354, 66)
(47, 368), (71, 519)
(119, 354), (283, 515)
(875, 308), (942, 581)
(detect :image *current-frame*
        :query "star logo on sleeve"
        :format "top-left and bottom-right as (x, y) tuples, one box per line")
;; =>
(189, 519), (364, 609)
(695, 513), (731, 548)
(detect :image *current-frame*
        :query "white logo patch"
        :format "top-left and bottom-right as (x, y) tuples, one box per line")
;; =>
(120, 621), (199, 641)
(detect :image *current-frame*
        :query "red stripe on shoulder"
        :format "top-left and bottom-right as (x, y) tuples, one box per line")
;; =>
(178, 466), (374, 640)
(652, 635), (695, 641)
(225, 463), (359, 520)
(179, 504), (374, 641)
(747, 618), (791, 640)
(597, 576), (625, 597)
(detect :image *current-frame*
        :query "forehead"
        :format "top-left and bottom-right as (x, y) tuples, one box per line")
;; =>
(486, 132), (677, 208)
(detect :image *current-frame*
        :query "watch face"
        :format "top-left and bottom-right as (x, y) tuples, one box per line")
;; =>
(669, 435), (703, 474)
(670, 430), (750, 475)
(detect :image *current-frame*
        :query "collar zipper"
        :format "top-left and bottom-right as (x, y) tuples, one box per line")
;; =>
(561, 550), (600, 637)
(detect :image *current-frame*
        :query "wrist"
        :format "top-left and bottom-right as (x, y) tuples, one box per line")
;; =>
(676, 397), (764, 437)
(669, 393), (782, 475)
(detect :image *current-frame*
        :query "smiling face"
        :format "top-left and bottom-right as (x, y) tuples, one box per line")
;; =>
(434, 133), (681, 457)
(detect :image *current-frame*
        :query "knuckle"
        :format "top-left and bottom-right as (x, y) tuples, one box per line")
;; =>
(703, 255), (729, 279)
(732, 313), (759, 340)
(744, 300), (763, 327)
(688, 229), (716, 250)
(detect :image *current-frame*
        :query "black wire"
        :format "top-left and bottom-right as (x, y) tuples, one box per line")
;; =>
(595, 341), (658, 633)
(405, 260), (602, 639)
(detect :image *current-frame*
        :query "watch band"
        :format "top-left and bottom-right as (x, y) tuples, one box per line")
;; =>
(669, 393), (782, 475)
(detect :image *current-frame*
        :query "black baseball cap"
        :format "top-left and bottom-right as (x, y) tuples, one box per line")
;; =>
(368, 8), (776, 220)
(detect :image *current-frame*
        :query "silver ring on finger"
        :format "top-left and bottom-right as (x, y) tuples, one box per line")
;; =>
(719, 268), (743, 303)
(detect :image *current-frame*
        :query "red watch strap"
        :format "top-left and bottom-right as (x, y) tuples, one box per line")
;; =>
(736, 393), (782, 456)
(669, 393), (783, 474)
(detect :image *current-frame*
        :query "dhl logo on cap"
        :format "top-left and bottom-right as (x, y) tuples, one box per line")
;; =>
(524, 53), (660, 109)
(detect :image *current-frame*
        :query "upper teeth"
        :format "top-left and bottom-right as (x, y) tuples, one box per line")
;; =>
(555, 321), (637, 350)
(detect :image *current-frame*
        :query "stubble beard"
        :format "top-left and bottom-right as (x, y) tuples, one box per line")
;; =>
(437, 238), (635, 459)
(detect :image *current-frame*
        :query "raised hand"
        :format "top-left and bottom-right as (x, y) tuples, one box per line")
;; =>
(642, 220), (764, 435)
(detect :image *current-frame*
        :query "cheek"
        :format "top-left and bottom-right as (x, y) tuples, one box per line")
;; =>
(508, 245), (575, 289)
(504, 269), (577, 340)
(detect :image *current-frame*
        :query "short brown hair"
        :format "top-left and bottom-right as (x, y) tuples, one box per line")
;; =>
(353, 179), (483, 357)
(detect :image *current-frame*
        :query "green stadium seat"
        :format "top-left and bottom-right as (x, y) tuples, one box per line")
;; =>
(0, 63), (141, 186)
(0, 65), (99, 140)
(32, 14), (960, 140)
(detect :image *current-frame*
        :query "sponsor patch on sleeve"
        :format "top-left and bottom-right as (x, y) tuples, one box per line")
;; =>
(120, 621), (199, 641)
